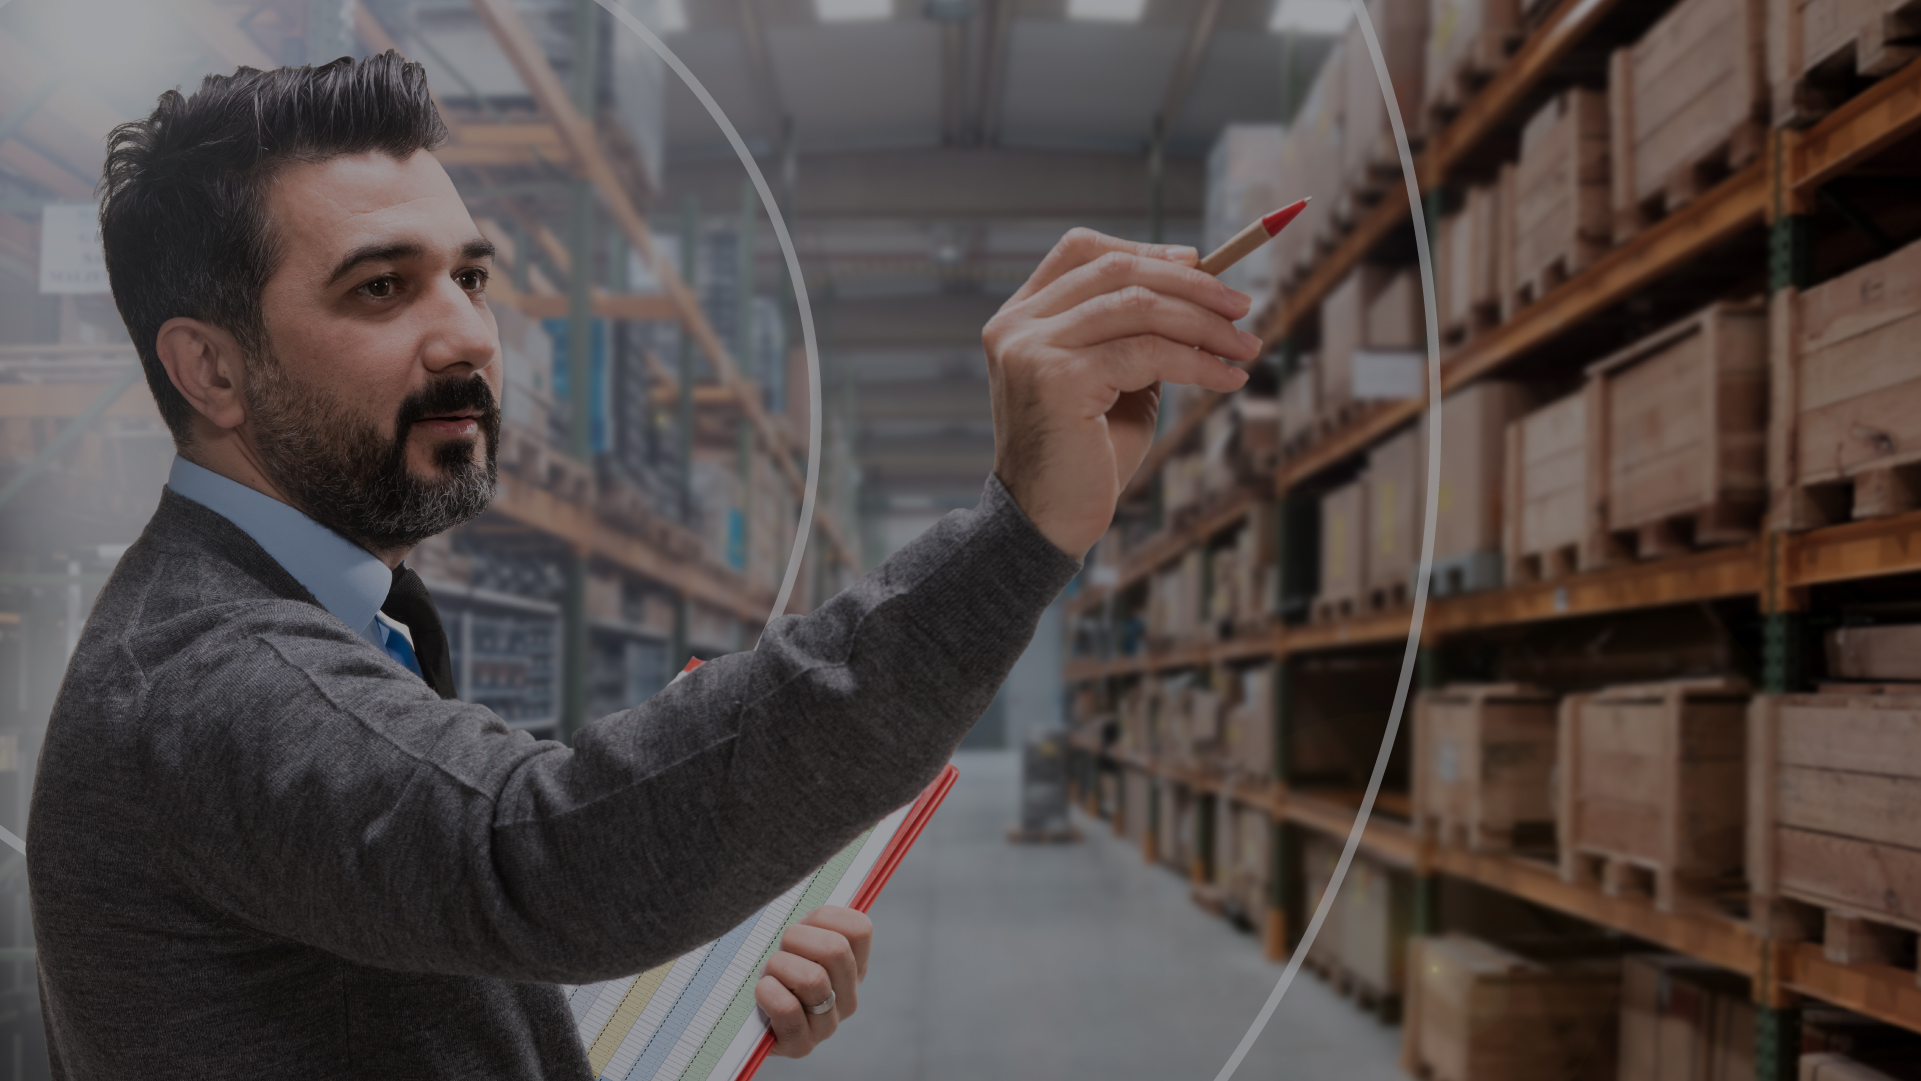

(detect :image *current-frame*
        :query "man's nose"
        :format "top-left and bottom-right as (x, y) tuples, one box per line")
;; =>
(420, 279), (498, 375)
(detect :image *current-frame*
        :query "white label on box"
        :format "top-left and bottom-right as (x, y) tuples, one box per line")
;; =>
(1352, 349), (1425, 401)
(40, 203), (111, 294)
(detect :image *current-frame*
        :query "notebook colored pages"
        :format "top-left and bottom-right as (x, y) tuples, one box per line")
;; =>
(563, 762), (959, 1081)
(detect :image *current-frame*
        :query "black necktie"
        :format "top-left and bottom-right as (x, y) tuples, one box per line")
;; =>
(382, 566), (458, 700)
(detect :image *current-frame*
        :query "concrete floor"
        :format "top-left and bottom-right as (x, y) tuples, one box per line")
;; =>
(763, 750), (1407, 1081)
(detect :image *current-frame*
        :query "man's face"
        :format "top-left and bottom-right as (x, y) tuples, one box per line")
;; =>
(247, 149), (504, 553)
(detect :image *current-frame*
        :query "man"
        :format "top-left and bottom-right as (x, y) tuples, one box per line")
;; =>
(28, 53), (1255, 1078)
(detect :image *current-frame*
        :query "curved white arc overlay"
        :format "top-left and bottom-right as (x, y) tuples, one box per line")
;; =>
(1210, 2), (1443, 1078)
(593, 0), (824, 631)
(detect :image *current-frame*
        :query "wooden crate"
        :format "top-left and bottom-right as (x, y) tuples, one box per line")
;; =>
(1424, 379), (1533, 595)
(1750, 691), (1921, 955)
(1504, 390), (1591, 583)
(1322, 264), (1425, 419)
(1157, 780), (1193, 873)
(1607, 0), (1767, 243)
(1402, 933), (1621, 1081)
(1365, 425), (1424, 609)
(1826, 624), (1921, 681)
(1123, 766), (1154, 857)
(1302, 831), (1347, 978)
(1224, 803), (1270, 924)
(1414, 683), (1560, 853)
(1617, 954), (1755, 1081)
(1438, 181), (1510, 347)
(1280, 358), (1319, 454)
(1506, 87), (1611, 313)
(1558, 677), (1750, 913)
(1767, 0), (1921, 125)
(1315, 480), (1368, 621)
(1341, 0), (1429, 211)
(1225, 661), (1278, 782)
(1586, 301), (1769, 562)
(1803, 1053), (1921, 1080)
(1770, 236), (1921, 528)
(1425, 0), (1523, 124)
(1339, 853), (1413, 1012)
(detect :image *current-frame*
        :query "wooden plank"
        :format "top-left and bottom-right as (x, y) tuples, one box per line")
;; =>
(1784, 941), (1921, 1034)
(1429, 846), (1760, 974)
(1282, 790), (1423, 868)
(1791, 54), (1921, 194)
(1785, 508), (1921, 586)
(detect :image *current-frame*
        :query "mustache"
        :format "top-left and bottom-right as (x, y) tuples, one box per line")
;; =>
(395, 376), (500, 437)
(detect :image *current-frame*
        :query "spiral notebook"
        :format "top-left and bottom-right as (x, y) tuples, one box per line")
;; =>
(563, 745), (958, 1081)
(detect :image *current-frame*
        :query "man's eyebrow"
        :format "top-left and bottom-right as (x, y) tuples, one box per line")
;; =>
(326, 242), (424, 287)
(323, 237), (495, 287)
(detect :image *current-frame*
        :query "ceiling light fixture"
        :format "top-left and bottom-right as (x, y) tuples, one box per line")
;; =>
(817, 0), (893, 21)
(657, 0), (688, 33)
(1268, 0), (1351, 34)
(1066, 0), (1147, 22)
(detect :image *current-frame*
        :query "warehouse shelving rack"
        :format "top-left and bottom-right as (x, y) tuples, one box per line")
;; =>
(0, 0), (863, 739)
(1062, 0), (1921, 1071)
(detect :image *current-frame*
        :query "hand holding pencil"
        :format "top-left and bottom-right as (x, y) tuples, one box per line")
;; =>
(982, 198), (1307, 560)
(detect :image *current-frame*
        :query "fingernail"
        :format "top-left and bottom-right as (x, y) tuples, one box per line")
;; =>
(1239, 330), (1261, 351)
(1160, 245), (1199, 262)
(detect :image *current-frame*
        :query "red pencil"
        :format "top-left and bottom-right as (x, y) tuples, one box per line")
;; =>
(1197, 197), (1309, 277)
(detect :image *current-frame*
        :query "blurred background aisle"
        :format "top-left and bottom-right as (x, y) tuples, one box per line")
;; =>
(763, 749), (1404, 1081)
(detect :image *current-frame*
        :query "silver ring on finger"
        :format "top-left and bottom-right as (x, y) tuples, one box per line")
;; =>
(805, 989), (836, 1016)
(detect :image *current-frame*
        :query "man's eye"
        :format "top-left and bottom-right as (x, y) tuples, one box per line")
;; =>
(457, 268), (490, 292)
(361, 277), (398, 299)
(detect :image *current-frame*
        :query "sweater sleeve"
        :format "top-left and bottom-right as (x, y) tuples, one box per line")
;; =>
(138, 475), (1080, 983)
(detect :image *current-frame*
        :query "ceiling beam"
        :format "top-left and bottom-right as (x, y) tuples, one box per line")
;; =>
(1157, 0), (1225, 133)
(468, 0), (853, 565)
(732, 0), (788, 140)
(664, 146), (1205, 221)
(976, 0), (1014, 146)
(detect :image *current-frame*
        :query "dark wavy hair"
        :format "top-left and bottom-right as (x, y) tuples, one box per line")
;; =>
(98, 52), (449, 446)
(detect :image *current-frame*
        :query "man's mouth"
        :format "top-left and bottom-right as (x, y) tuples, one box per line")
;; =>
(413, 410), (483, 436)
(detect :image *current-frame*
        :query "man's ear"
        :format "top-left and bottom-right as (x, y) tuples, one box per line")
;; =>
(154, 317), (249, 431)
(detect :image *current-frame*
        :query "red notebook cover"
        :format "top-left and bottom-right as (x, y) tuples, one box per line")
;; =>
(733, 763), (960, 1081)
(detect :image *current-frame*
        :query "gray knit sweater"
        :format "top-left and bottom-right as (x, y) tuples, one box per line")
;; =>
(28, 476), (1077, 1079)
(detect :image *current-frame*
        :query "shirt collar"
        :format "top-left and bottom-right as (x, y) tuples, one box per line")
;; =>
(166, 458), (392, 642)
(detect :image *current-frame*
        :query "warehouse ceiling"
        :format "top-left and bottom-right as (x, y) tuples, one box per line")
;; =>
(648, 0), (1337, 547)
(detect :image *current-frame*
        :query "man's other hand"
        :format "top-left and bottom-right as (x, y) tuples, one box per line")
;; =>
(985, 228), (1259, 560)
(756, 905), (873, 1059)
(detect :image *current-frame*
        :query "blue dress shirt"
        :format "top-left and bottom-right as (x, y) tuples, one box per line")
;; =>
(165, 458), (425, 679)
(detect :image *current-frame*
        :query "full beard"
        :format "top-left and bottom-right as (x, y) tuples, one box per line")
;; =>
(245, 357), (502, 555)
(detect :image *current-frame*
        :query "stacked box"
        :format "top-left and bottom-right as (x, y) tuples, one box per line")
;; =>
(1507, 87), (1611, 312)
(1423, 379), (1533, 594)
(1340, 0), (1429, 203)
(1587, 301), (1768, 563)
(1402, 933), (1621, 1081)
(1414, 684), (1560, 853)
(1124, 766), (1154, 852)
(1750, 690), (1921, 944)
(1771, 235), (1921, 529)
(1607, 0), (1767, 242)
(1162, 451), (1206, 520)
(1558, 677), (1750, 913)
(1146, 550), (1206, 644)
(1425, 0), (1522, 120)
(1225, 803), (1271, 921)
(1365, 425), (1425, 609)
(1438, 181), (1510, 346)
(1232, 503), (1282, 628)
(1825, 624), (1921, 681)
(1315, 480), (1368, 620)
(1225, 661), (1278, 781)
(1340, 854), (1414, 1004)
(1766, 0), (1921, 125)
(1504, 389), (1590, 583)
(1617, 955), (1755, 1081)
(1302, 832), (1347, 974)
(1280, 357), (1320, 448)
(1276, 46), (1346, 282)
(1323, 266), (1427, 420)
(1205, 124), (1290, 329)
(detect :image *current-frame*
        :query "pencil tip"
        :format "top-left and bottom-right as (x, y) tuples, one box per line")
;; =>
(1262, 197), (1310, 236)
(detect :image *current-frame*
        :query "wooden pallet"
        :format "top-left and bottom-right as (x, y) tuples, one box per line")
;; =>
(1608, 0), (1768, 244)
(1771, 237), (1921, 530)
(1768, 0), (1921, 126)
